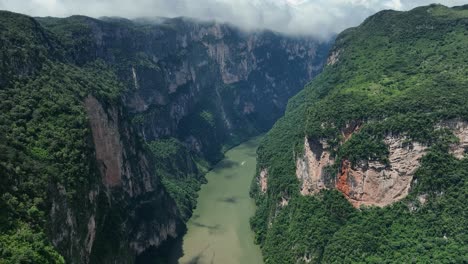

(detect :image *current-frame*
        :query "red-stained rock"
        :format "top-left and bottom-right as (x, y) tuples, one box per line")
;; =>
(84, 95), (123, 187)
(337, 136), (427, 208)
(296, 131), (428, 208)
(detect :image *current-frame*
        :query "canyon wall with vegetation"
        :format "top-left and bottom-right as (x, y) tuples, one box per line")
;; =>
(0, 11), (329, 263)
(252, 4), (468, 263)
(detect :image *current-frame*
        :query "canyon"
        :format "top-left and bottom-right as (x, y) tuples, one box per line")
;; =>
(0, 10), (330, 263)
(1, 3), (467, 264)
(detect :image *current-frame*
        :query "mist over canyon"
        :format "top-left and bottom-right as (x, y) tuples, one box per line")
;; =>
(0, 2), (467, 264)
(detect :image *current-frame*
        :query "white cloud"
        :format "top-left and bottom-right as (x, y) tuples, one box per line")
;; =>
(0, 0), (466, 38)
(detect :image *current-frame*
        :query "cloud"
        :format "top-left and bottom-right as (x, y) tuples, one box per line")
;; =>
(0, 0), (466, 38)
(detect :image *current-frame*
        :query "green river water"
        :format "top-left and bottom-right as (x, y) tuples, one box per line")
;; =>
(177, 137), (264, 264)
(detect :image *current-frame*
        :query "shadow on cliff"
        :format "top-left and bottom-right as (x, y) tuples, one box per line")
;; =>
(183, 245), (214, 264)
(135, 222), (220, 264)
(135, 226), (186, 264)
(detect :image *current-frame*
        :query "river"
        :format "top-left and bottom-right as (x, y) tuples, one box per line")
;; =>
(176, 136), (264, 264)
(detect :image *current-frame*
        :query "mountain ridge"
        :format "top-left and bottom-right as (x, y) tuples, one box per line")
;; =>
(251, 4), (468, 263)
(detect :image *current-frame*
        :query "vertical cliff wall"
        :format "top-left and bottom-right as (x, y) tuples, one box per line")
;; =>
(47, 95), (183, 263)
(0, 11), (331, 263)
(38, 16), (331, 162)
(293, 135), (428, 207)
(252, 4), (468, 263)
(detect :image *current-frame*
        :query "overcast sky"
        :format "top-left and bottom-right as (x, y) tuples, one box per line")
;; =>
(0, 0), (466, 38)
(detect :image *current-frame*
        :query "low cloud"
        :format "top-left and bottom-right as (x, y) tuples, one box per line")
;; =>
(0, 0), (466, 38)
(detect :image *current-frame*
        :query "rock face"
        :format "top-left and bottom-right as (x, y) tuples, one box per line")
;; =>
(294, 119), (432, 208)
(38, 16), (331, 162)
(17, 14), (330, 263)
(84, 96), (123, 188)
(295, 137), (334, 195)
(85, 96), (182, 260)
(439, 120), (468, 159)
(47, 95), (183, 263)
(296, 119), (468, 208)
(259, 168), (269, 193)
(337, 136), (427, 207)
(296, 135), (428, 207)
(326, 49), (342, 66)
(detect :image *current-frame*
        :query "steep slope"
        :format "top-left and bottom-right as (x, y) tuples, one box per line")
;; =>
(252, 4), (468, 263)
(35, 15), (330, 223)
(0, 11), (330, 263)
(0, 11), (183, 263)
(37, 15), (330, 161)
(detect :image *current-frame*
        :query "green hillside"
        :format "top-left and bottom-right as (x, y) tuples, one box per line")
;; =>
(0, 12), (126, 263)
(252, 4), (468, 263)
(0, 9), (326, 263)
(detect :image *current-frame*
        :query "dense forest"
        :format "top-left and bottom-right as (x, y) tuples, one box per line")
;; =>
(251, 4), (468, 263)
(1, 3), (468, 264)
(0, 11), (126, 262)
(0, 7), (327, 263)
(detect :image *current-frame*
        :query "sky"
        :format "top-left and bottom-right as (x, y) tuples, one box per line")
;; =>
(0, 0), (466, 38)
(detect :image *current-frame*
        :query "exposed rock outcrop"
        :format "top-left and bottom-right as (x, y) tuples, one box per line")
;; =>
(341, 120), (362, 141)
(295, 122), (361, 196)
(84, 96), (123, 188)
(259, 168), (268, 194)
(296, 137), (334, 195)
(337, 136), (427, 207)
(296, 134), (427, 208)
(40, 16), (331, 163)
(47, 95), (183, 263)
(296, 120), (468, 208)
(326, 49), (342, 66)
(439, 120), (468, 159)
(1, 13), (331, 263)
(279, 196), (289, 207)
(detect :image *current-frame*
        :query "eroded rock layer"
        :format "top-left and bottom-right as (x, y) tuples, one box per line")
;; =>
(295, 137), (334, 195)
(295, 134), (428, 207)
(337, 136), (427, 207)
(295, 124), (468, 207)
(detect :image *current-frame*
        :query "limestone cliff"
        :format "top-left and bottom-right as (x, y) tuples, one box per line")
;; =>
(251, 4), (468, 263)
(48, 95), (182, 263)
(0, 10), (331, 264)
(294, 124), (468, 208)
(293, 131), (432, 207)
(259, 168), (269, 194)
(336, 136), (427, 207)
(38, 16), (331, 162)
(295, 137), (333, 195)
